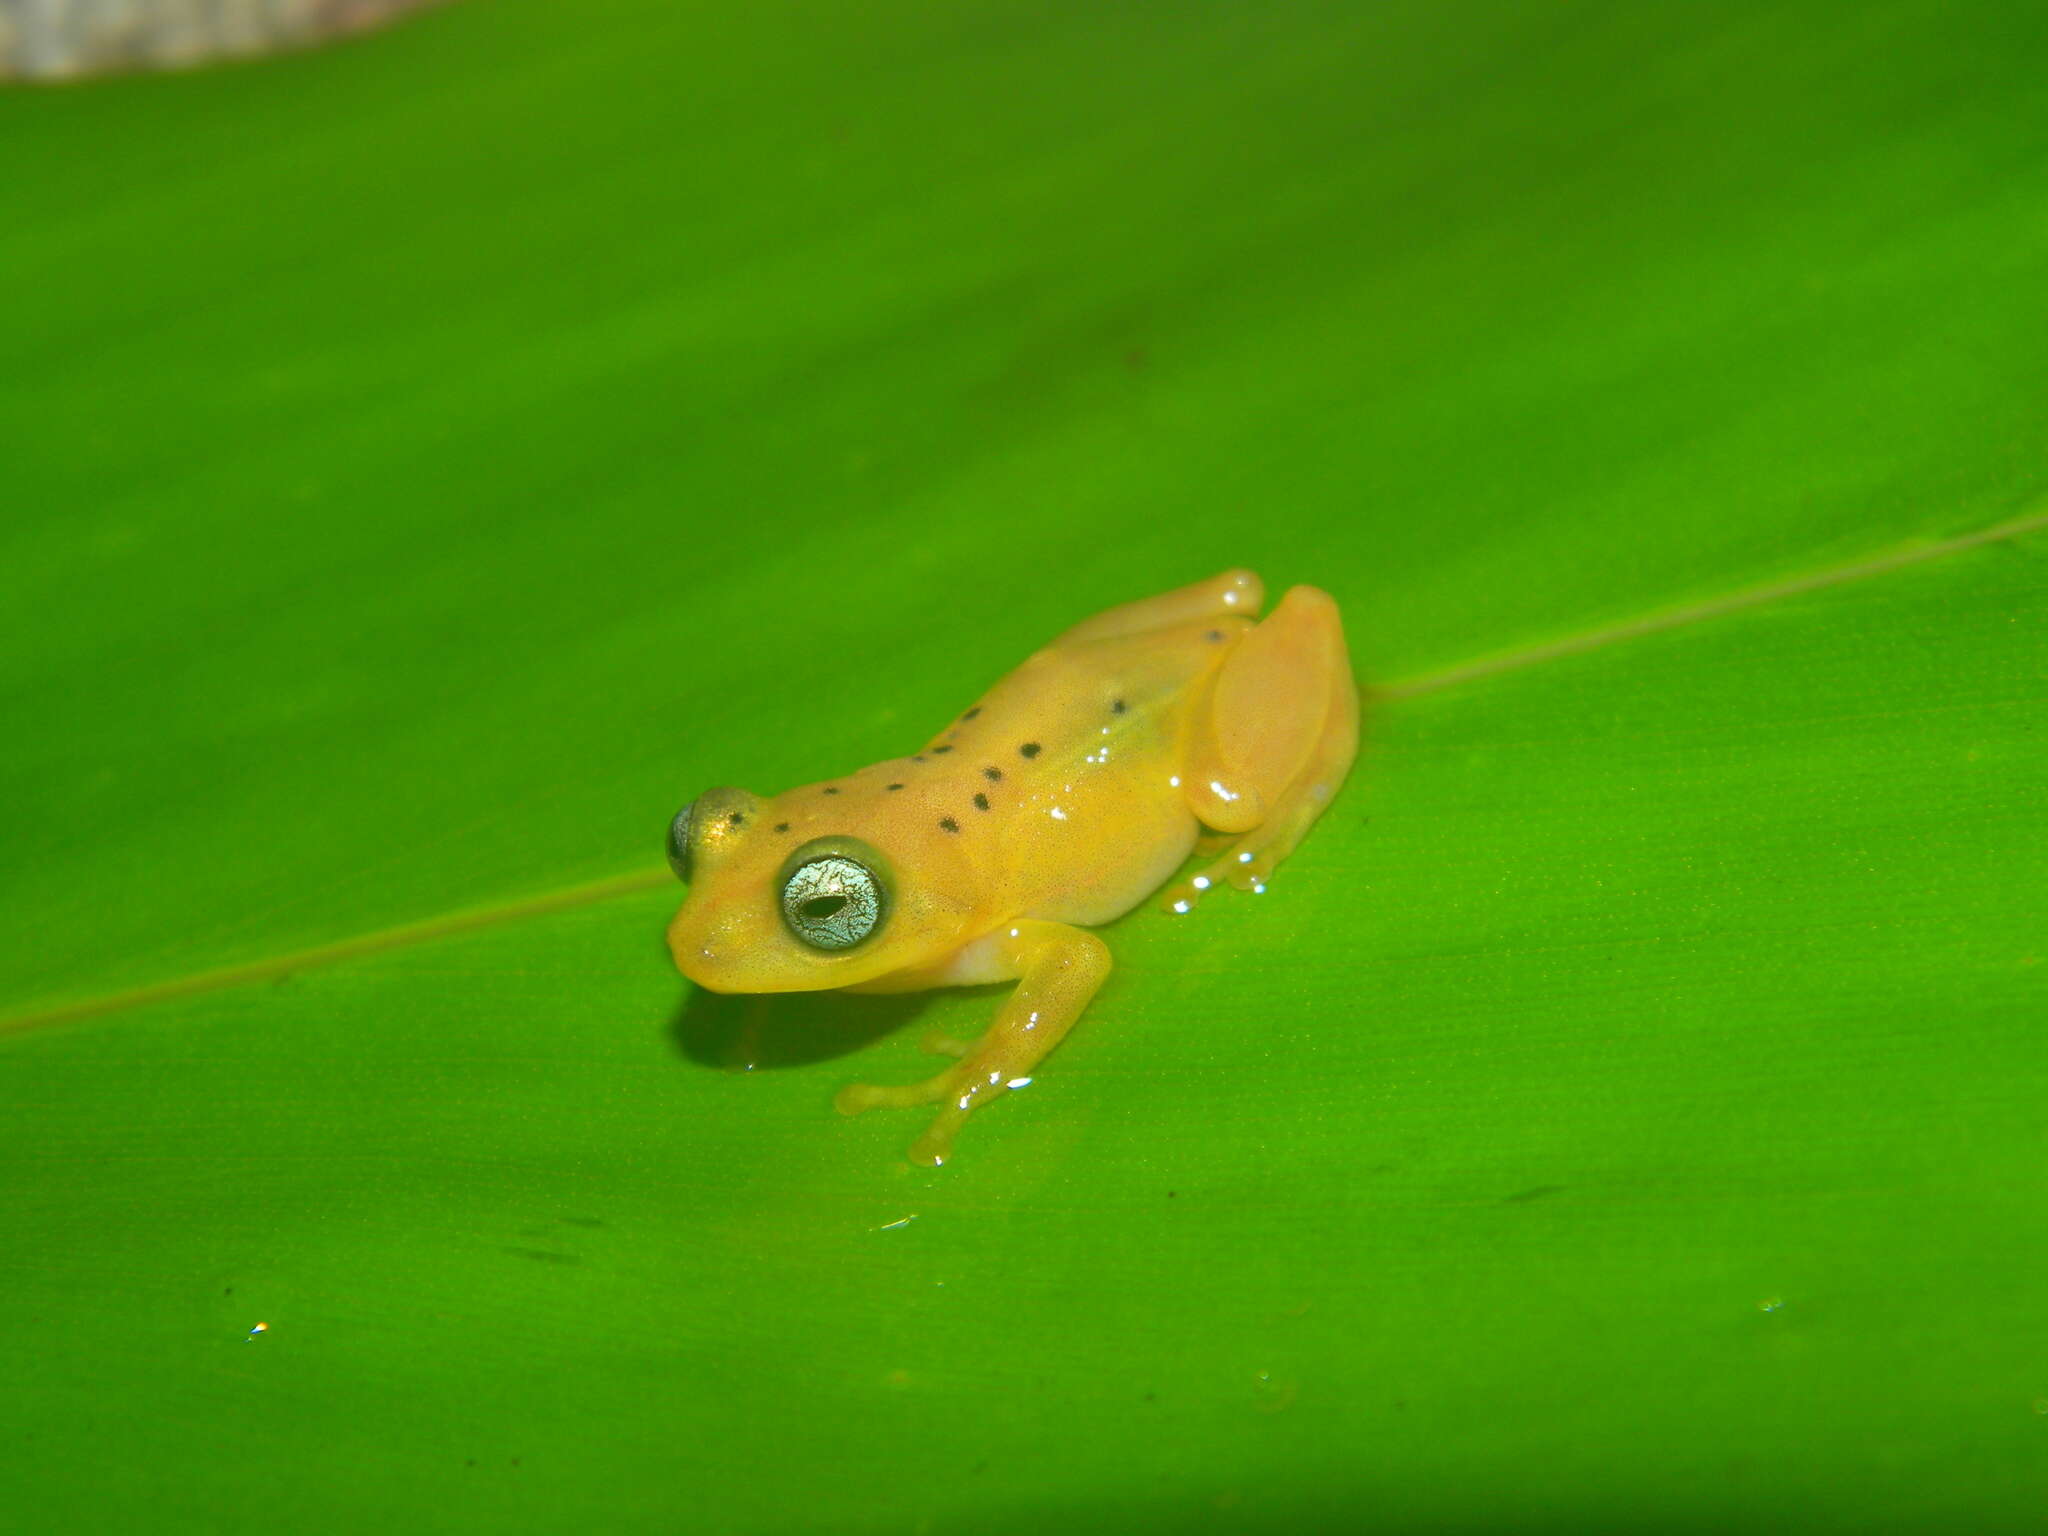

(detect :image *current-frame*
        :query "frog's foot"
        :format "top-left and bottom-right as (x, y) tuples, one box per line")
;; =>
(1159, 843), (1277, 913)
(1157, 830), (1241, 907)
(835, 1063), (997, 1167)
(1158, 796), (1322, 912)
(835, 1059), (1041, 1167)
(834, 921), (1110, 1167)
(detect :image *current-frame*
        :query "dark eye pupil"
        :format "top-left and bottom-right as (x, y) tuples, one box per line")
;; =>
(780, 853), (884, 951)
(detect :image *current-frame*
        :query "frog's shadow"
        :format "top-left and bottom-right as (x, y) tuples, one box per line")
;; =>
(668, 983), (955, 1072)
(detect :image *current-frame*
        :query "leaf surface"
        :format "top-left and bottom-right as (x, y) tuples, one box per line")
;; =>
(2, 1), (2044, 1529)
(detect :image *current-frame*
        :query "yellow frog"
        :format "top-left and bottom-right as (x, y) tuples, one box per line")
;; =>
(665, 569), (1358, 1166)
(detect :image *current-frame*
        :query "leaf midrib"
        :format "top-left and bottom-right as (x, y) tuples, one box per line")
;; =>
(5, 502), (2040, 1039)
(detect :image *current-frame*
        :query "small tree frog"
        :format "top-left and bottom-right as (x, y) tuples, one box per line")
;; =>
(665, 568), (1358, 1166)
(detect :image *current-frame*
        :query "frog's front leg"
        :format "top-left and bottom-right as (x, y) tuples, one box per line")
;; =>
(835, 920), (1111, 1167)
(1165, 584), (1359, 911)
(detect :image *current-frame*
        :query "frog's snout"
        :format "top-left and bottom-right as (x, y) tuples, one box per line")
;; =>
(665, 909), (711, 979)
(667, 904), (747, 993)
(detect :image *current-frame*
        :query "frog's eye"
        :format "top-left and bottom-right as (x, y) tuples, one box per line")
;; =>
(666, 802), (694, 882)
(780, 854), (885, 951)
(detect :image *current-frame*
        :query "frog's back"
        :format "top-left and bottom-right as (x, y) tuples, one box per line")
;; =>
(911, 619), (1245, 926)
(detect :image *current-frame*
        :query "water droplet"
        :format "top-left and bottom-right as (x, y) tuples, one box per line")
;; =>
(1251, 1368), (1298, 1414)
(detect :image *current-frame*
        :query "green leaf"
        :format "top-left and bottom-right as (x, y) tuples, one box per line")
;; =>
(3, 1), (2043, 1529)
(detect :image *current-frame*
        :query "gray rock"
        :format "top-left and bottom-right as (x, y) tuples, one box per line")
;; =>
(1, 0), (452, 79)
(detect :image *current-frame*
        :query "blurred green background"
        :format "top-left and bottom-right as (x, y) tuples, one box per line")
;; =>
(3, 0), (2044, 1529)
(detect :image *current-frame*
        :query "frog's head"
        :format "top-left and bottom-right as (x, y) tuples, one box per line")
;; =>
(664, 787), (973, 993)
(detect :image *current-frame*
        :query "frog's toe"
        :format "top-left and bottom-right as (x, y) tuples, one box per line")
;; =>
(917, 1030), (973, 1059)
(1223, 848), (1277, 892)
(835, 1072), (952, 1115)
(907, 1113), (967, 1168)
(1158, 871), (1218, 914)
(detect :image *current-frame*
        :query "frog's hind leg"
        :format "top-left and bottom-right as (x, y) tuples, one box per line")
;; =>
(1164, 585), (1359, 912)
(1052, 568), (1264, 646)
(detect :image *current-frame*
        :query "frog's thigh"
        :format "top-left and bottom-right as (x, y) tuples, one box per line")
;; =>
(1183, 585), (1343, 831)
(1053, 568), (1264, 646)
(1174, 586), (1357, 895)
(835, 921), (1110, 1168)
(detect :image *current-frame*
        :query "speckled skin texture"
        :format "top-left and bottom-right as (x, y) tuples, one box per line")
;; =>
(666, 569), (1358, 1165)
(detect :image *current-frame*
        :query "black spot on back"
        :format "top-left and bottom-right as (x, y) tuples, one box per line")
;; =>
(973, 792), (989, 811)
(886, 783), (904, 792)
(938, 816), (960, 833)
(773, 822), (790, 833)
(1111, 698), (1127, 714)
(913, 755), (926, 763)
(931, 745), (953, 755)
(982, 766), (1002, 781)
(962, 706), (982, 720)
(822, 786), (840, 795)
(1020, 742), (1041, 758)
(1205, 629), (1224, 643)
(727, 811), (745, 826)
